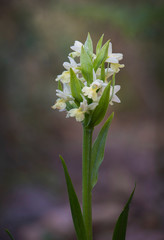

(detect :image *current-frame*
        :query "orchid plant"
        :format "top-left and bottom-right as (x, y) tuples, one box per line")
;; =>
(52, 34), (135, 240)
(3, 34), (135, 240)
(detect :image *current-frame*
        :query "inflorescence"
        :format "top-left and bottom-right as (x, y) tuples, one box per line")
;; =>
(52, 34), (124, 122)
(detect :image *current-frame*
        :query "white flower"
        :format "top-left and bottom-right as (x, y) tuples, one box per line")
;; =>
(63, 82), (72, 95)
(70, 41), (83, 57)
(52, 98), (66, 111)
(67, 108), (85, 122)
(106, 42), (123, 63)
(96, 67), (114, 83)
(105, 67), (114, 79)
(67, 101), (87, 122)
(56, 71), (70, 83)
(56, 83), (74, 101)
(82, 81), (103, 101)
(67, 97), (98, 122)
(110, 63), (125, 73)
(92, 53), (97, 60)
(82, 70), (107, 101)
(63, 57), (80, 73)
(80, 95), (98, 111)
(109, 85), (121, 105)
(88, 102), (98, 110)
(56, 90), (73, 101)
(95, 68), (101, 76)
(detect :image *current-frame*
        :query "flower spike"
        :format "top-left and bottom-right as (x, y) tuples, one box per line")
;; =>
(52, 34), (124, 124)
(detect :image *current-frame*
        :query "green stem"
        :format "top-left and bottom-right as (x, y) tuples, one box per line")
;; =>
(82, 126), (93, 240)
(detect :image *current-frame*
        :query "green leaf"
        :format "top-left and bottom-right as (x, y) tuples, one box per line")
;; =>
(66, 101), (78, 111)
(112, 185), (136, 240)
(101, 60), (105, 81)
(89, 81), (111, 127)
(109, 73), (116, 102)
(84, 33), (93, 57)
(91, 112), (114, 189)
(80, 46), (93, 85)
(96, 34), (104, 55)
(58, 80), (63, 91)
(5, 229), (15, 240)
(94, 40), (109, 72)
(70, 68), (83, 103)
(59, 155), (87, 240)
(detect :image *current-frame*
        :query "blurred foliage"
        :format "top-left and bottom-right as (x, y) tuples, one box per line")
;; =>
(61, 2), (163, 40)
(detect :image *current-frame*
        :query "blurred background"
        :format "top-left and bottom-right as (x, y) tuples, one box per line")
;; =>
(0, 0), (164, 239)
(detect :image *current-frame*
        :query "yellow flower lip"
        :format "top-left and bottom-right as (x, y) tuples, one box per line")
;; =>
(52, 98), (66, 111)
(56, 71), (70, 83)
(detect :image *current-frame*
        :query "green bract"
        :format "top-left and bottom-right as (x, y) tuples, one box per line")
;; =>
(101, 60), (105, 82)
(93, 40), (109, 72)
(89, 81), (111, 127)
(58, 80), (63, 91)
(84, 33), (93, 58)
(96, 34), (104, 54)
(80, 46), (93, 85)
(70, 68), (83, 104)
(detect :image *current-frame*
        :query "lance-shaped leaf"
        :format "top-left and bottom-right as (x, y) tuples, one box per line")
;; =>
(5, 229), (15, 240)
(96, 34), (104, 55)
(109, 73), (116, 102)
(59, 155), (87, 240)
(94, 40), (109, 72)
(89, 81), (111, 127)
(80, 46), (93, 85)
(112, 185), (136, 240)
(91, 112), (114, 189)
(101, 60), (105, 82)
(84, 33), (93, 57)
(70, 68), (83, 103)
